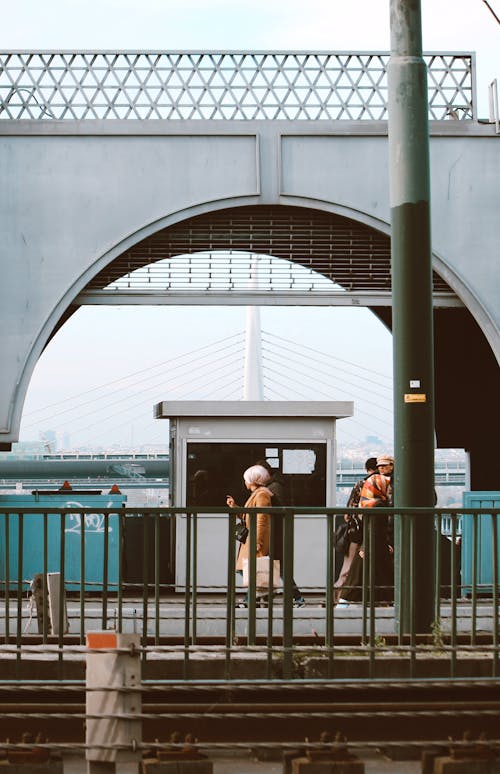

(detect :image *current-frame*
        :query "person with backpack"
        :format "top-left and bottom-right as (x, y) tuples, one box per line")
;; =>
(358, 454), (395, 604)
(334, 457), (378, 605)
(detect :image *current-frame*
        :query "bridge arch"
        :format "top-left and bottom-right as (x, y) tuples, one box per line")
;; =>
(12, 199), (499, 489)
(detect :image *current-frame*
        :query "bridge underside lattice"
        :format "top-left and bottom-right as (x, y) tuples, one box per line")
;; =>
(85, 205), (453, 297)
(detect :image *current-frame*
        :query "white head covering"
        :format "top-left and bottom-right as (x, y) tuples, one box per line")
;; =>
(243, 464), (271, 487)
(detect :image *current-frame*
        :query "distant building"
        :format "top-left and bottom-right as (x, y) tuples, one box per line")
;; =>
(39, 430), (57, 453)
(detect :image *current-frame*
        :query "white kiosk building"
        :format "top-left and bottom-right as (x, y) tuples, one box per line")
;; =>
(154, 400), (353, 591)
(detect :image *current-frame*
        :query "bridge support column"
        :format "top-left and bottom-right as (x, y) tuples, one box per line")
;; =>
(388, 0), (436, 633)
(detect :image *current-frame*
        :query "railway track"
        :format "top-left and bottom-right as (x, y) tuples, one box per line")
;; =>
(1, 679), (500, 748)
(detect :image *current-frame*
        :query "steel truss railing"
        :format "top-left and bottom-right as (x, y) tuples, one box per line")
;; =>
(0, 51), (475, 120)
(0, 505), (498, 680)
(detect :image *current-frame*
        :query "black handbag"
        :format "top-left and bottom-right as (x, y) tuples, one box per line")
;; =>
(334, 522), (350, 554)
(235, 519), (249, 544)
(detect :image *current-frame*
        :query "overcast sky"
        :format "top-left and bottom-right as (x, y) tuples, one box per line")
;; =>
(3, 0), (499, 451)
(2, 0), (498, 98)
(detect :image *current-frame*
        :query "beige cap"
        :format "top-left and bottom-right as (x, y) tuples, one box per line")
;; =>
(377, 455), (394, 466)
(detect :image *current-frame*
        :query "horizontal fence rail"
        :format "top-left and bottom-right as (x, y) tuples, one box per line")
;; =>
(0, 504), (498, 683)
(0, 51), (475, 120)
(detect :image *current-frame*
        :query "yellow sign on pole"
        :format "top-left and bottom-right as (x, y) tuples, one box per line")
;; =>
(404, 393), (427, 403)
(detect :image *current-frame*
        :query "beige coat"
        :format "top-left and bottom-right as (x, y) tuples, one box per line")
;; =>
(235, 486), (272, 571)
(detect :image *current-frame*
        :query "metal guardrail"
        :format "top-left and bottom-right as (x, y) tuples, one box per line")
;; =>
(0, 505), (498, 764)
(0, 51), (475, 120)
(0, 505), (498, 682)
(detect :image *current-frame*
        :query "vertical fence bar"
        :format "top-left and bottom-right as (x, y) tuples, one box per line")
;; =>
(155, 513), (160, 646)
(169, 513), (176, 594)
(42, 513), (48, 643)
(225, 510), (236, 679)
(361, 513), (368, 644)
(491, 511), (498, 677)
(409, 513), (416, 678)
(80, 510), (85, 643)
(247, 512), (257, 646)
(282, 509), (294, 680)
(450, 514), (458, 678)
(434, 512), (441, 626)
(266, 513), (275, 679)
(395, 513), (405, 645)
(4, 513), (10, 643)
(184, 511), (192, 678)
(368, 512), (376, 677)
(142, 513), (150, 666)
(16, 513), (23, 677)
(101, 513), (109, 629)
(471, 511), (478, 646)
(191, 512), (198, 645)
(325, 512), (335, 677)
(58, 512), (66, 679)
(118, 511), (124, 634)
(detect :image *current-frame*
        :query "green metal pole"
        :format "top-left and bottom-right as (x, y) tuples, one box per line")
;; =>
(388, 0), (436, 633)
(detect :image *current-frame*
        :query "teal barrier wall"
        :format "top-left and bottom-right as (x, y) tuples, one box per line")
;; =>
(0, 491), (126, 591)
(461, 491), (500, 596)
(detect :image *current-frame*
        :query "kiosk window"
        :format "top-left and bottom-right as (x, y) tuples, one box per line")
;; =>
(186, 442), (326, 507)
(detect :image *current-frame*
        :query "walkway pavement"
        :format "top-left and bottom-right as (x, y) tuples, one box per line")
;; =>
(7, 596), (495, 639)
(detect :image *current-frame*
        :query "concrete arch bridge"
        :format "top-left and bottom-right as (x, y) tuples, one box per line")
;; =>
(0, 51), (498, 487)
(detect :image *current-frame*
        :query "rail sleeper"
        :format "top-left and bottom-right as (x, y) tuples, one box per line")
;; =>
(141, 762), (213, 773)
(291, 759), (364, 772)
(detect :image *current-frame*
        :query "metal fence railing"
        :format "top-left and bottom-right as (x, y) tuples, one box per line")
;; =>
(0, 51), (475, 120)
(0, 505), (498, 681)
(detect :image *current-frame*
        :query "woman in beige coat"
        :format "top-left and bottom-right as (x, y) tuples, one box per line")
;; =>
(226, 464), (272, 607)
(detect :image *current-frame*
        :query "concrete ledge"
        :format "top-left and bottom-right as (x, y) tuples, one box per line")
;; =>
(433, 757), (500, 773)
(141, 760), (212, 773)
(302, 655), (497, 680)
(0, 763), (63, 772)
(0, 648), (496, 681)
